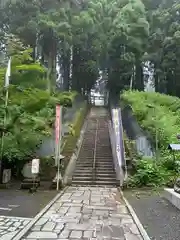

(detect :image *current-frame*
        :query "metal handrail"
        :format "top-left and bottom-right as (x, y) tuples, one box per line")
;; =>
(92, 119), (98, 180)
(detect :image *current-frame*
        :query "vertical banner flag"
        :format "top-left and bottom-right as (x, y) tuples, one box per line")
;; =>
(55, 105), (61, 145)
(112, 108), (122, 167)
(55, 105), (62, 165)
(5, 57), (11, 87)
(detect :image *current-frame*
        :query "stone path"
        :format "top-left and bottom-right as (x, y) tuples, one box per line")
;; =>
(22, 186), (143, 239)
(0, 216), (31, 240)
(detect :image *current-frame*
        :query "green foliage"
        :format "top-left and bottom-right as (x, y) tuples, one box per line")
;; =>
(122, 90), (180, 187)
(126, 157), (174, 187)
(122, 90), (180, 148)
(61, 103), (88, 175)
(0, 65), (76, 171)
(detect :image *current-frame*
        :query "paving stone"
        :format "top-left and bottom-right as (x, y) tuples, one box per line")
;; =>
(59, 229), (70, 238)
(110, 214), (131, 219)
(83, 230), (94, 238)
(68, 206), (81, 213)
(125, 232), (142, 240)
(42, 221), (56, 231)
(93, 210), (109, 216)
(55, 223), (64, 230)
(59, 199), (72, 203)
(57, 239), (68, 240)
(32, 225), (41, 231)
(8, 227), (16, 232)
(66, 223), (92, 231)
(17, 187), (148, 240)
(0, 226), (8, 229)
(5, 221), (12, 227)
(27, 231), (57, 238)
(36, 217), (48, 226)
(13, 221), (21, 227)
(70, 230), (82, 238)
(23, 220), (31, 225)
(72, 200), (82, 204)
(58, 207), (69, 214)
(121, 218), (134, 224)
(110, 226), (125, 238)
(51, 216), (80, 224)
(118, 206), (129, 214)
(83, 200), (90, 205)
(43, 211), (56, 218)
(0, 230), (19, 240)
(129, 224), (140, 235)
(62, 203), (82, 207)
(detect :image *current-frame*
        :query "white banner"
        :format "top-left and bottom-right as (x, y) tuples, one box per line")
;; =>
(112, 108), (122, 166)
(2, 169), (11, 183)
(31, 159), (40, 174)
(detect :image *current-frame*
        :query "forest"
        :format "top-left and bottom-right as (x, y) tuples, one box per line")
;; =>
(1, 0), (180, 95)
(0, 0), (180, 178)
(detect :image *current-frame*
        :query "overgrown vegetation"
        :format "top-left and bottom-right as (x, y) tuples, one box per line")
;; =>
(0, 39), (77, 177)
(61, 103), (88, 176)
(122, 90), (180, 187)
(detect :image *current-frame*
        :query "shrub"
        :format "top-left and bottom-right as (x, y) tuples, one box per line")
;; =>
(121, 90), (180, 187)
(0, 82), (77, 174)
(126, 157), (174, 188)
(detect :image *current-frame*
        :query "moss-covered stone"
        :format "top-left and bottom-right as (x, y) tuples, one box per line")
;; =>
(61, 102), (88, 175)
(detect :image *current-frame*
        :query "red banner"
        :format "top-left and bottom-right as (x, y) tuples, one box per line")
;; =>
(55, 105), (61, 145)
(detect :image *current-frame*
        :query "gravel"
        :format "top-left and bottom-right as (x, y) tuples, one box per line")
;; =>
(124, 189), (180, 240)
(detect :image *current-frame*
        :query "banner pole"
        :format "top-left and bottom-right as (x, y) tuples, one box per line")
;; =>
(56, 106), (62, 191)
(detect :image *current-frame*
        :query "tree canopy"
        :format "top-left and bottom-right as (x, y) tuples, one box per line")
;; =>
(1, 0), (180, 175)
(1, 0), (180, 96)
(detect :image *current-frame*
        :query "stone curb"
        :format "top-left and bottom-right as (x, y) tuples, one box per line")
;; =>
(120, 190), (151, 240)
(13, 186), (68, 240)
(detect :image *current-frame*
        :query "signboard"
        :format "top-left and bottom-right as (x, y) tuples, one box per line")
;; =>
(31, 159), (40, 174)
(22, 162), (33, 178)
(112, 108), (124, 167)
(2, 169), (11, 183)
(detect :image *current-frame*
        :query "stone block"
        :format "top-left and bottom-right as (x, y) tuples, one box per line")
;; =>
(70, 230), (82, 238)
(26, 231), (57, 238)
(42, 221), (56, 231)
(66, 223), (92, 231)
(83, 230), (94, 238)
(59, 229), (70, 238)
(164, 188), (180, 210)
(36, 218), (48, 226)
(125, 232), (142, 240)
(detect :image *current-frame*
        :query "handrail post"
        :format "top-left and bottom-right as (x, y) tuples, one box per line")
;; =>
(92, 119), (98, 182)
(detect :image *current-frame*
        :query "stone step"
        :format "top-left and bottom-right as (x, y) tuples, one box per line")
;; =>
(74, 169), (115, 173)
(73, 172), (116, 178)
(77, 161), (113, 164)
(75, 165), (114, 169)
(71, 111), (117, 186)
(72, 180), (118, 186)
(72, 177), (117, 182)
(76, 161), (113, 165)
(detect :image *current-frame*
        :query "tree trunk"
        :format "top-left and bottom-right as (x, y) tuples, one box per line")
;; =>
(134, 56), (144, 91)
(166, 71), (175, 96)
(72, 45), (80, 92)
(61, 50), (70, 91)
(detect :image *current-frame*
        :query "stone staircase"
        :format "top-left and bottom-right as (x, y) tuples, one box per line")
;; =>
(72, 108), (117, 186)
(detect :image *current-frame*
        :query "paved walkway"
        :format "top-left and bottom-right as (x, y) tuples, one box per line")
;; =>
(0, 216), (31, 240)
(21, 186), (143, 240)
